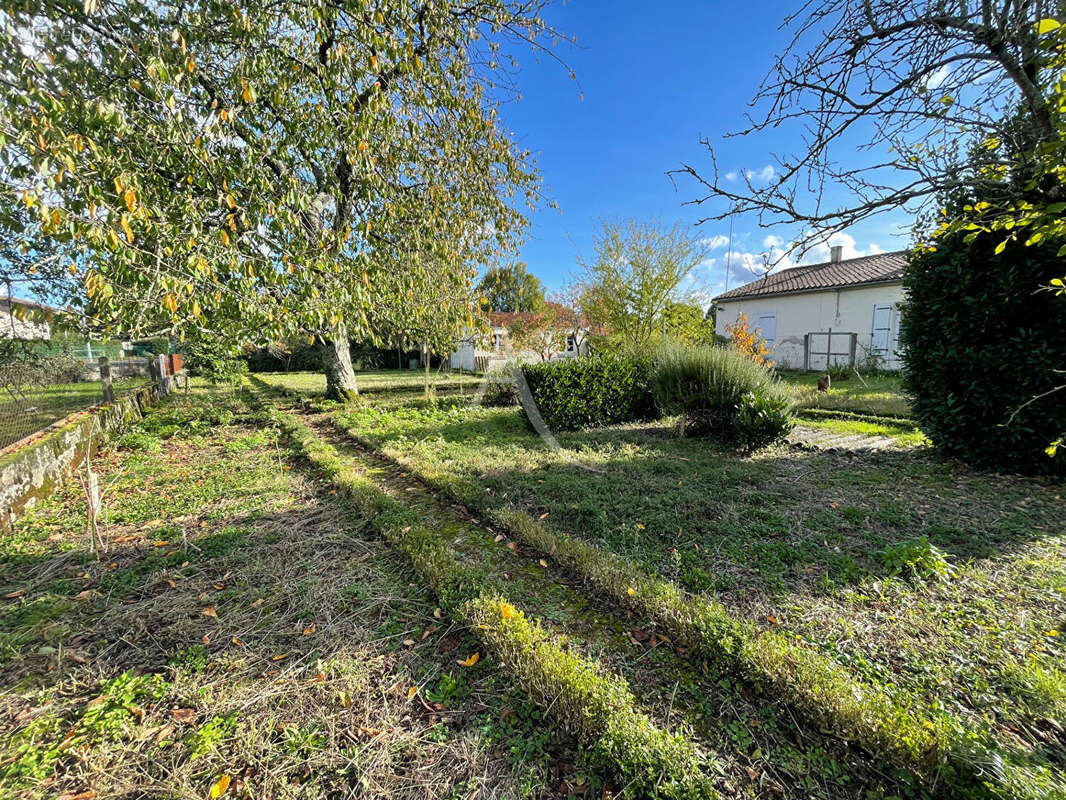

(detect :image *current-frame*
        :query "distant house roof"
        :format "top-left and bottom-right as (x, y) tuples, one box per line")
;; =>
(713, 250), (907, 302)
(488, 310), (534, 328)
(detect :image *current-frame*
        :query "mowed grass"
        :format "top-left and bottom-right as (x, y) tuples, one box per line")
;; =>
(781, 371), (912, 418)
(254, 368), (478, 397)
(258, 374), (1066, 775)
(0, 378), (145, 450)
(0, 385), (580, 799)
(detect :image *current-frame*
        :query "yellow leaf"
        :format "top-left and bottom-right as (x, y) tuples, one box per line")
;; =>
(338, 691), (352, 708)
(209, 773), (231, 798)
(124, 188), (136, 212)
(241, 79), (253, 103)
(186, 56), (195, 72)
(407, 686), (418, 699)
(302, 623), (316, 636)
(120, 215), (134, 244)
(499, 602), (516, 620)
(457, 652), (480, 668)
(220, 230), (230, 246)
(201, 606), (217, 618)
(1036, 18), (1061, 34)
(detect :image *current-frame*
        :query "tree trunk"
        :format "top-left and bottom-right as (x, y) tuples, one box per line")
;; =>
(319, 326), (359, 402)
(423, 340), (430, 397)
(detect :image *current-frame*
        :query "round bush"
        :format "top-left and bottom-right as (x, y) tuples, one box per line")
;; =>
(652, 343), (794, 449)
(899, 234), (1066, 475)
(522, 354), (656, 431)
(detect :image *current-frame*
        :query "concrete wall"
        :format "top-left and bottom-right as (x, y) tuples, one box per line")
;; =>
(715, 282), (906, 370)
(0, 381), (167, 529)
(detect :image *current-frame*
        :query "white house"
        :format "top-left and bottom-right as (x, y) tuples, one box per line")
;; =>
(712, 247), (907, 371)
(449, 309), (590, 371)
(0, 296), (52, 341)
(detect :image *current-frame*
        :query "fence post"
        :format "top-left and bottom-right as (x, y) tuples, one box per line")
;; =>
(99, 356), (114, 403)
(803, 333), (810, 371)
(849, 333), (857, 368)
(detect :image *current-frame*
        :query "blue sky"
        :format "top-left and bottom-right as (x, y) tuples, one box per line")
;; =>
(498, 1), (915, 300)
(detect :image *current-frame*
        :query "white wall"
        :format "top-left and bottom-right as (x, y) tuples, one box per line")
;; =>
(714, 283), (906, 370)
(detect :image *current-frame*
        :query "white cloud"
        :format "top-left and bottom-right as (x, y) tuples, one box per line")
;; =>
(703, 230), (890, 298)
(922, 64), (951, 92)
(744, 165), (775, 183)
(701, 234), (730, 250)
(724, 171), (738, 182)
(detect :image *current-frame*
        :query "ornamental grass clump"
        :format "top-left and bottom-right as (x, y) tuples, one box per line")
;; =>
(652, 343), (794, 449)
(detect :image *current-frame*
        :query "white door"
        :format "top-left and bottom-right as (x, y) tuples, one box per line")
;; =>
(871, 305), (892, 354)
(754, 312), (776, 349)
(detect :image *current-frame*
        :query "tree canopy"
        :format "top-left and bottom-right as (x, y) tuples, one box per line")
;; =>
(577, 219), (708, 354)
(0, 0), (560, 394)
(476, 261), (546, 313)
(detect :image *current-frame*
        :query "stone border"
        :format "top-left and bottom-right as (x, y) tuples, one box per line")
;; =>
(0, 377), (176, 529)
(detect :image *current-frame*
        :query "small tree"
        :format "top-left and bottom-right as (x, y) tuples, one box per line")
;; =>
(726, 313), (772, 365)
(507, 304), (567, 362)
(578, 220), (709, 354)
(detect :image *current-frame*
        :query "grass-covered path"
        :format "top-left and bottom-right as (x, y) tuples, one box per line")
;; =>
(256, 384), (947, 800)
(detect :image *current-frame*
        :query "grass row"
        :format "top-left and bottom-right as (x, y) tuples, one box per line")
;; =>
(268, 407), (721, 799)
(328, 415), (1055, 800)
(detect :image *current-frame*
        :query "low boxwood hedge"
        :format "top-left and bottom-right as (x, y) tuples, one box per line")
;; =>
(521, 354), (656, 431)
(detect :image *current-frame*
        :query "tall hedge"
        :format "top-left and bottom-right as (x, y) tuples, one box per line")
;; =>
(522, 354), (656, 431)
(900, 233), (1066, 474)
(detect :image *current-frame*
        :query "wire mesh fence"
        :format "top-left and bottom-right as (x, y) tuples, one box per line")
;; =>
(0, 345), (154, 452)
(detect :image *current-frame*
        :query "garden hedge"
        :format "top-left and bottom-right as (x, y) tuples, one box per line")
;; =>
(900, 233), (1066, 474)
(521, 354), (656, 431)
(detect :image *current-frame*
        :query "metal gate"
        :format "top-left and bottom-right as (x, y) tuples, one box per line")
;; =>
(803, 329), (857, 372)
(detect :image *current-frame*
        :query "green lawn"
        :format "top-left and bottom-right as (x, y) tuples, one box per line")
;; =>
(253, 367), (478, 396)
(258, 375), (1064, 793)
(0, 378), (144, 450)
(0, 386), (574, 799)
(780, 370), (912, 418)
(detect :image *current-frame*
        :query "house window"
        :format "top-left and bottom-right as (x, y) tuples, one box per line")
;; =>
(566, 334), (576, 352)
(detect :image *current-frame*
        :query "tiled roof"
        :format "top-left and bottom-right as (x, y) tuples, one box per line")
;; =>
(713, 250), (907, 302)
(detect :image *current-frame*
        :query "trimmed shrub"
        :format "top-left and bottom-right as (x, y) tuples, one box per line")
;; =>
(522, 354), (655, 431)
(900, 233), (1066, 474)
(653, 344), (794, 448)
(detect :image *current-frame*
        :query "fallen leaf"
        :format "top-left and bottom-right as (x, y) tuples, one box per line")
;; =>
(231, 637), (244, 647)
(432, 608), (442, 619)
(302, 623), (316, 636)
(407, 686), (418, 699)
(402, 638), (416, 647)
(170, 708), (197, 724)
(166, 579), (177, 589)
(202, 606), (218, 619)
(154, 724), (175, 743)
(74, 590), (95, 601)
(457, 652), (480, 667)
(271, 653), (288, 661)
(251, 598), (264, 607)
(494, 534), (505, 542)
(209, 773), (231, 798)
(57, 792), (95, 800)
(537, 559), (548, 568)
(360, 725), (383, 736)
(202, 634), (211, 646)
(338, 691), (352, 708)
(153, 540), (169, 547)
(3, 589), (24, 600)
(506, 542), (517, 550)
(499, 707), (514, 721)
